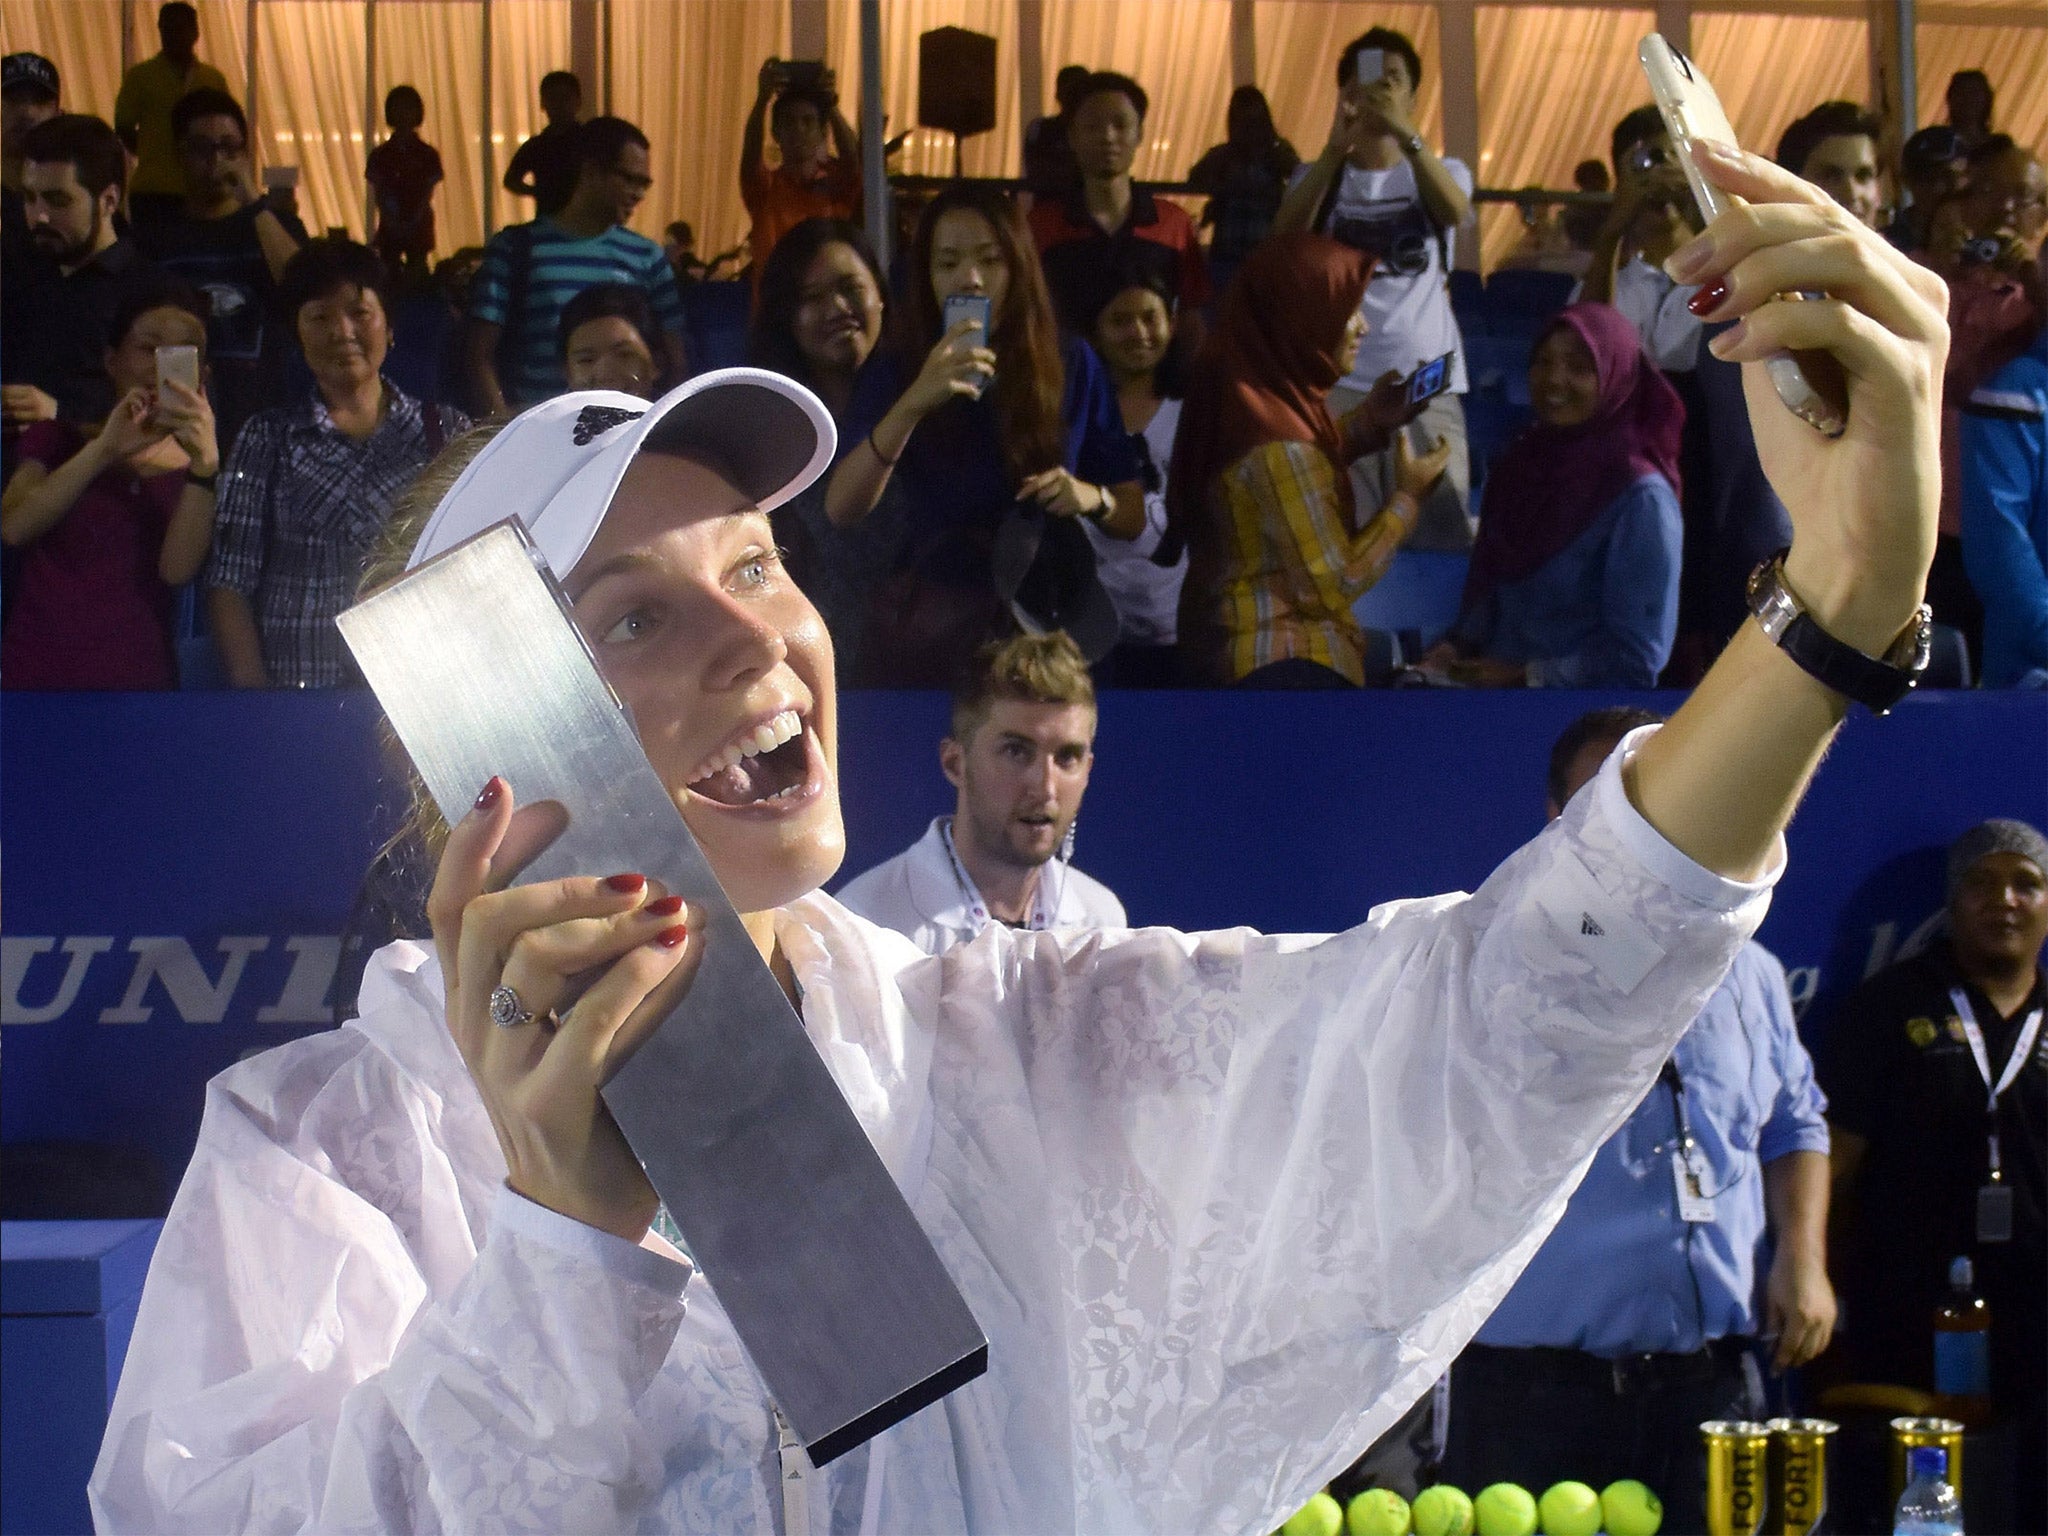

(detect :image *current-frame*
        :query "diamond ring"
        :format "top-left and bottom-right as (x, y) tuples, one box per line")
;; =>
(488, 984), (534, 1029)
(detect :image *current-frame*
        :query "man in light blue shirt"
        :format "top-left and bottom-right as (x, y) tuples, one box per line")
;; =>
(1437, 706), (1835, 1527)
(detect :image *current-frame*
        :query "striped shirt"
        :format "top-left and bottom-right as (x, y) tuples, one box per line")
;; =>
(1185, 440), (1408, 685)
(206, 384), (468, 688)
(469, 219), (684, 405)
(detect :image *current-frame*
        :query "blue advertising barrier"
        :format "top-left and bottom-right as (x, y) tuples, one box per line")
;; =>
(4, 689), (2045, 1196)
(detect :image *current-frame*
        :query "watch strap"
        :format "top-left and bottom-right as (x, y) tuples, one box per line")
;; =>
(1748, 552), (1930, 716)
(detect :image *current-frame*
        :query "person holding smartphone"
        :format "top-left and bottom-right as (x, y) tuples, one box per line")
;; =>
(825, 183), (1147, 684)
(739, 57), (861, 292)
(0, 281), (219, 689)
(1272, 27), (1476, 555)
(1170, 231), (1451, 688)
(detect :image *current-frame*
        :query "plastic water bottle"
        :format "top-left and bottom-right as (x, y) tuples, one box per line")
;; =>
(1894, 1445), (1964, 1536)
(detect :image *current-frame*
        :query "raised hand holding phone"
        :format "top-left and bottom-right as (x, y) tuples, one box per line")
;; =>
(1639, 36), (1848, 437)
(1667, 139), (1945, 654)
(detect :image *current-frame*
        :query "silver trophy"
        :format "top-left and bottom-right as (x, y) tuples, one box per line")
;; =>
(339, 521), (987, 1464)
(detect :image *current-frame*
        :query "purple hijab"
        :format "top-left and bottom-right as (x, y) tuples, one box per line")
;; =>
(1464, 302), (1685, 605)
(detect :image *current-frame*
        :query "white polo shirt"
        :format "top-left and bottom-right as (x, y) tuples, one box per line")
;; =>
(835, 816), (1128, 955)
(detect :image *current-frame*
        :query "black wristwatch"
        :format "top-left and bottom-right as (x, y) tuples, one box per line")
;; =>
(186, 466), (219, 491)
(1747, 551), (1931, 715)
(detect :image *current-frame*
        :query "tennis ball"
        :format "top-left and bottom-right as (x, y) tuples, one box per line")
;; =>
(1413, 1484), (1477, 1536)
(1537, 1481), (1602, 1536)
(1473, 1483), (1539, 1536)
(1348, 1487), (1413, 1536)
(1282, 1491), (1345, 1536)
(1600, 1480), (1663, 1536)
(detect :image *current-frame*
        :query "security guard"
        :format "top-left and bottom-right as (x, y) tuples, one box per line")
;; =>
(1819, 818), (2047, 1534)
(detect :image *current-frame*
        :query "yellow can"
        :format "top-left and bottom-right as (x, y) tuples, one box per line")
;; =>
(1764, 1417), (1837, 1535)
(1703, 1419), (1772, 1536)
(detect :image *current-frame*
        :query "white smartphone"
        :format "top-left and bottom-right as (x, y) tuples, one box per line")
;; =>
(1638, 35), (1847, 438)
(1352, 47), (1385, 87)
(155, 344), (199, 394)
(261, 164), (299, 190)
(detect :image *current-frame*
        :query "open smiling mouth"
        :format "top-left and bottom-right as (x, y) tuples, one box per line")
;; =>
(684, 709), (819, 810)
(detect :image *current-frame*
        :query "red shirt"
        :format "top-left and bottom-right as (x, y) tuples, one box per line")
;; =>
(1028, 185), (1211, 330)
(3, 421), (183, 689)
(366, 134), (444, 257)
(742, 159), (861, 291)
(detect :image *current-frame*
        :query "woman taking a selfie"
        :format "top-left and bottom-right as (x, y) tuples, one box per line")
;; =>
(0, 282), (220, 690)
(95, 147), (1950, 1534)
(826, 183), (1146, 682)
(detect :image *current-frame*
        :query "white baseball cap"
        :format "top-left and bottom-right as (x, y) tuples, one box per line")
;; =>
(405, 368), (838, 576)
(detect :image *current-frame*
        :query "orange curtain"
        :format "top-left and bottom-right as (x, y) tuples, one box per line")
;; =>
(374, 1), (487, 255)
(605, 0), (786, 253)
(5, 0), (2046, 277)
(487, 0), (571, 237)
(1692, 13), (1871, 170)
(2, 0), (126, 121)
(1474, 5), (1654, 270)
(254, 2), (368, 240)
(1253, 2), (1444, 171)
(1917, 21), (2048, 154)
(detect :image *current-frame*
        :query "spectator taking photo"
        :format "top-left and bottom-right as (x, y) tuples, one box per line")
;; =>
(1274, 27), (1476, 552)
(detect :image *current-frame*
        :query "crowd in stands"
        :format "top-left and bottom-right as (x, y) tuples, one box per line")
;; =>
(2, 4), (2044, 694)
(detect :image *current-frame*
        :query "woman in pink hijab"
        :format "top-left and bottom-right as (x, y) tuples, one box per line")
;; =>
(1422, 301), (1685, 688)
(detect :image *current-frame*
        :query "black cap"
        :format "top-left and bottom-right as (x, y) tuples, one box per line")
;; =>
(1902, 125), (1966, 176)
(991, 505), (1121, 663)
(2, 53), (59, 102)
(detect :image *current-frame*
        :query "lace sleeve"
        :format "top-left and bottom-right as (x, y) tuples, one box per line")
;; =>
(928, 725), (1776, 1532)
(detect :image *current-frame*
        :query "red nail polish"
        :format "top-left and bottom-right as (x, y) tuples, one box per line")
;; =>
(1687, 278), (1729, 318)
(604, 872), (647, 893)
(473, 776), (503, 812)
(645, 894), (685, 917)
(655, 923), (689, 949)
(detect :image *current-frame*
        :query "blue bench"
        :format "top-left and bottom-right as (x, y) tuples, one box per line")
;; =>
(2, 1221), (161, 1535)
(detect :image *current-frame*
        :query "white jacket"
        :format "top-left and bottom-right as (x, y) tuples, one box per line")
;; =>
(89, 735), (1774, 1535)
(835, 817), (1129, 955)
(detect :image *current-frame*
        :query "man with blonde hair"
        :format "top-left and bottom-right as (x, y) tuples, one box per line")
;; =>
(838, 631), (1127, 952)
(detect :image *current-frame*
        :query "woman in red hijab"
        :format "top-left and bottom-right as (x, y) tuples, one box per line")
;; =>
(1421, 301), (1685, 688)
(1170, 231), (1449, 686)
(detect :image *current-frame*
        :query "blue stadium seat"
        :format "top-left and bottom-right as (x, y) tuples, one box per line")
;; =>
(1461, 335), (1531, 405)
(683, 280), (752, 373)
(1448, 267), (1485, 314)
(1461, 389), (1531, 500)
(1353, 548), (1470, 646)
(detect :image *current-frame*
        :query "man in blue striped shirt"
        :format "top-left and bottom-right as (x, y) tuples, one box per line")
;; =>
(465, 116), (686, 414)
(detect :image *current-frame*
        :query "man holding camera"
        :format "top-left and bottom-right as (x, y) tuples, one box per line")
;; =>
(1273, 27), (1475, 551)
(739, 57), (861, 290)
(1582, 107), (1706, 373)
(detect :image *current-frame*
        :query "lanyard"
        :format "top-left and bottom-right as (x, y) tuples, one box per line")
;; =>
(940, 818), (1058, 935)
(1948, 987), (2045, 1180)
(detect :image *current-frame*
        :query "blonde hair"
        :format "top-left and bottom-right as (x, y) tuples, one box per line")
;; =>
(949, 631), (1096, 744)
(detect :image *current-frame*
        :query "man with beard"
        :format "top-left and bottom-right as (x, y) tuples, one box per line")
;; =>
(2, 115), (163, 430)
(133, 88), (304, 452)
(838, 631), (1127, 953)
